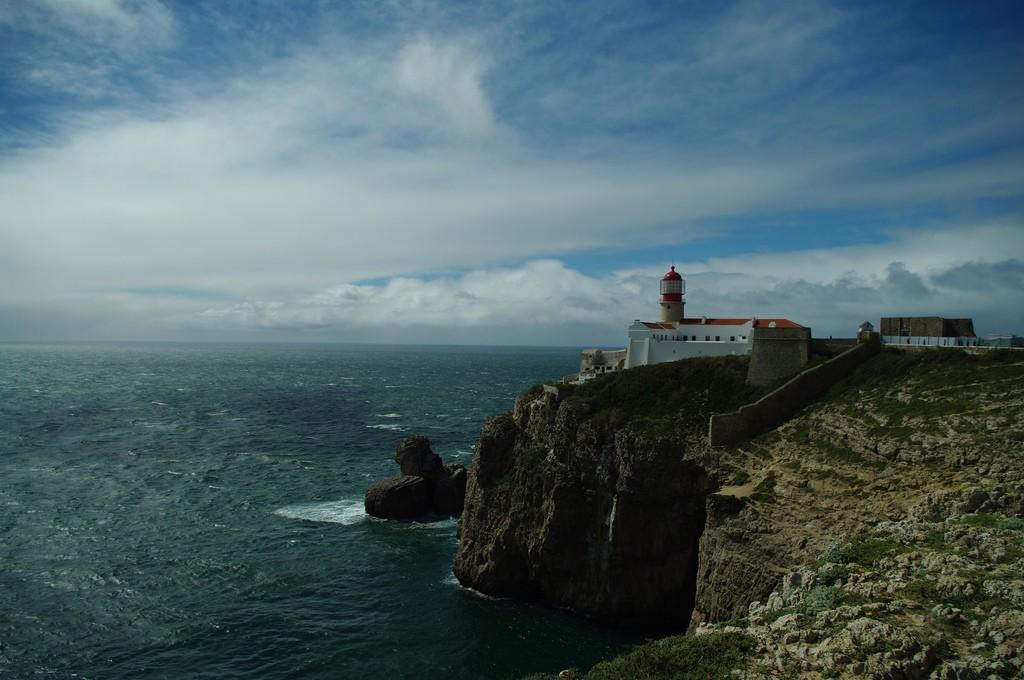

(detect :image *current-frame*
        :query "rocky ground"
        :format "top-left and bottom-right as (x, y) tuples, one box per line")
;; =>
(526, 348), (1024, 678)
(697, 503), (1024, 679)
(694, 349), (1024, 678)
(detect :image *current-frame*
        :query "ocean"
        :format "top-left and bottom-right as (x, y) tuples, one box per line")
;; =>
(0, 343), (639, 680)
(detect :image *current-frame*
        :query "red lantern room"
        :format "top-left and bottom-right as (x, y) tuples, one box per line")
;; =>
(660, 266), (684, 301)
(659, 266), (685, 323)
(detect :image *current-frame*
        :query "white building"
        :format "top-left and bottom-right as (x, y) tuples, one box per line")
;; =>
(624, 266), (805, 369)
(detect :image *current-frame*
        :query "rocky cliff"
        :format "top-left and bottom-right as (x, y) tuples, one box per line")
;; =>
(454, 348), (1024, 678)
(453, 356), (766, 629)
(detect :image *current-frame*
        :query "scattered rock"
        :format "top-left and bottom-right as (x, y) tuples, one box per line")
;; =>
(364, 437), (466, 520)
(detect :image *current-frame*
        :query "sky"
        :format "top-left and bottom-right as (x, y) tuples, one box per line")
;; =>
(1, 0), (1022, 345)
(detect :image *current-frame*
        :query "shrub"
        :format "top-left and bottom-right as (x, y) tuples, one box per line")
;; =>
(824, 537), (901, 566)
(583, 632), (752, 680)
(561, 356), (768, 437)
(798, 586), (843, 614)
(959, 513), (1024, 530)
(751, 472), (777, 503)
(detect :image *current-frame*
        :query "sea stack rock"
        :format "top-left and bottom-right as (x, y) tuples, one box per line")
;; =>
(394, 436), (444, 480)
(365, 436), (467, 520)
(364, 475), (431, 520)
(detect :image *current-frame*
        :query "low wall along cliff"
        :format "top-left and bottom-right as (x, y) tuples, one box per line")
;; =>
(809, 338), (858, 356)
(709, 338), (881, 447)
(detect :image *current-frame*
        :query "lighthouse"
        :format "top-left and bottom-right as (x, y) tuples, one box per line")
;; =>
(659, 266), (685, 323)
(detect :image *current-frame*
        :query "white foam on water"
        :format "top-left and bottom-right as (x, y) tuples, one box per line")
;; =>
(442, 572), (506, 600)
(374, 413), (402, 418)
(274, 499), (367, 526)
(364, 423), (406, 431)
(400, 517), (458, 532)
(150, 401), (168, 406)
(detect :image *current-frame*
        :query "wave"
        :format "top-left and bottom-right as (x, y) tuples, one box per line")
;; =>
(374, 413), (402, 418)
(364, 424), (406, 432)
(274, 499), (367, 526)
(398, 516), (458, 532)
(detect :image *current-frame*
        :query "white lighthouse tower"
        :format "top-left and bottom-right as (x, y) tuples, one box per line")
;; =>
(659, 266), (685, 323)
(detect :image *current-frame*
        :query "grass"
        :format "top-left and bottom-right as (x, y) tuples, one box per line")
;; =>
(817, 349), (1024, 442)
(520, 632), (752, 680)
(829, 348), (1024, 395)
(556, 355), (768, 437)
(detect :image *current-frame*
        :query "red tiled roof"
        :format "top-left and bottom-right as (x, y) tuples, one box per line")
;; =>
(753, 318), (805, 329)
(680, 318), (750, 326)
(641, 317), (805, 329)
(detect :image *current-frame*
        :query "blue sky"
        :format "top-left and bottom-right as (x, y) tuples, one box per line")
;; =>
(1, 0), (1022, 344)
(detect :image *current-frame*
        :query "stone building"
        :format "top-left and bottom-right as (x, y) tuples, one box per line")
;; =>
(880, 316), (980, 347)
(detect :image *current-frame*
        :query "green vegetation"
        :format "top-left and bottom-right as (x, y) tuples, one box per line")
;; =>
(798, 585), (844, 614)
(821, 348), (1024, 442)
(902, 577), (1009, 612)
(760, 586), (868, 626)
(521, 632), (752, 680)
(556, 356), (768, 437)
(730, 469), (751, 485)
(822, 536), (903, 566)
(750, 472), (777, 504)
(785, 424), (882, 470)
(923, 529), (947, 550)
(584, 632), (751, 680)
(959, 513), (1024, 530)
(831, 348), (1024, 395)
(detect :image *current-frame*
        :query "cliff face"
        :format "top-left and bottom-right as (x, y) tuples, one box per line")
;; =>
(453, 357), (765, 629)
(454, 347), (1024, 663)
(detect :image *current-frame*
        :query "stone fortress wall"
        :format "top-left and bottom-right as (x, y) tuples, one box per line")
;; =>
(709, 335), (881, 447)
(746, 326), (813, 387)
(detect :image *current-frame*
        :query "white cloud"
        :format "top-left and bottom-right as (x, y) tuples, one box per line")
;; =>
(31, 0), (174, 48)
(0, 0), (175, 100)
(156, 221), (1023, 344)
(1, 1), (1022, 342)
(393, 37), (498, 138)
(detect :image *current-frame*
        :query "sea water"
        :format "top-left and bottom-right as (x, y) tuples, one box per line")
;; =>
(0, 343), (639, 679)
